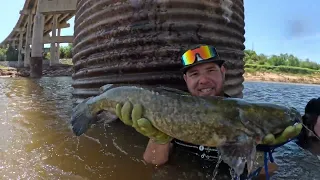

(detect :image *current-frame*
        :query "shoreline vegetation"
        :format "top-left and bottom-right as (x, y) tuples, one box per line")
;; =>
(242, 49), (320, 85)
(0, 48), (320, 85)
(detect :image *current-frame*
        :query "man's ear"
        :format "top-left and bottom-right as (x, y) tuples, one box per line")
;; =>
(183, 74), (187, 82)
(220, 65), (226, 78)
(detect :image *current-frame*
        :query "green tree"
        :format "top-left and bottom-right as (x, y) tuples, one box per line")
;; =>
(59, 48), (65, 59)
(257, 54), (268, 65)
(59, 43), (73, 59)
(243, 49), (320, 71)
(244, 50), (259, 63)
(6, 45), (18, 61)
(287, 55), (300, 67)
(0, 47), (7, 61)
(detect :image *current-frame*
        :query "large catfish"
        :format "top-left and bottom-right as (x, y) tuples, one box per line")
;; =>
(70, 84), (302, 176)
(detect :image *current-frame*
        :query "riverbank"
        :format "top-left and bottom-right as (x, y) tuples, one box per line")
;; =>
(0, 66), (17, 77)
(244, 72), (320, 85)
(0, 64), (73, 77)
(1, 65), (320, 85)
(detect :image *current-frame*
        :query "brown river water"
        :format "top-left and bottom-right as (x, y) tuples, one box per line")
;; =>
(0, 77), (320, 180)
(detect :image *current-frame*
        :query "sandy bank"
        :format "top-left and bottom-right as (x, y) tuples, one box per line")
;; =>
(244, 72), (320, 85)
(0, 64), (73, 78)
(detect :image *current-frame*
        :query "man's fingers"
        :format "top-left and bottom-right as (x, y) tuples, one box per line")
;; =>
(262, 123), (303, 146)
(154, 132), (171, 140)
(120, 101), (133, 126)
(115, 102), (171, 144)
(132, 104), (143, 128)
(135, 126), (151, 136)
(272, 126), (294, 145)
(281, 126), (295, 139)
(262, 134), (275, 145)
(153, 135), (172, 144)
(116, 103), (122, 120)
(137, 118), (159, 135)
(138, 126), (158, 137)
(293, 123), (303, 137)
(272, 125), (300, 145)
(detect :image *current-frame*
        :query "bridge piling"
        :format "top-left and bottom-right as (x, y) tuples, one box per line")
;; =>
(30, 0), (45, 78)
(24, 14), (32, 68)
(50, 14), (59, 66)
(30, 15), (45, 77)
(18, 31), (23, 67)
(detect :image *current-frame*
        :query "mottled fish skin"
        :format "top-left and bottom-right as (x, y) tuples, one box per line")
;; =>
(72, 85), (300, 145)
(70, 84), (302, 175)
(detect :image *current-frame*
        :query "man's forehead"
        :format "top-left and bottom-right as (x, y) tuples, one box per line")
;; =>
(186, 63), (220, 73)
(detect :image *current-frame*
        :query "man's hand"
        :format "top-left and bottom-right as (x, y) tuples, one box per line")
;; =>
(262, 123), (303, 145)
(115, 101), (173, 144)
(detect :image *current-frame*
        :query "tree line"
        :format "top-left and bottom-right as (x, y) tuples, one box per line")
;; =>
(0, 46), (19, 61)
(0, 43), (73, 61)
(244, 49), (320, 70)
(43, 43), (73, 60)
(1, 45), (319, 75)
(244, 50), (320, 75)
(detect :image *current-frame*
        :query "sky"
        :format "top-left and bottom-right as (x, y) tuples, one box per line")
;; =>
(0, 0), (319, 63)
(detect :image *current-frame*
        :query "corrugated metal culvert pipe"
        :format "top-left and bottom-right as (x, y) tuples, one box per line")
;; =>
(72, 0), (245, 101)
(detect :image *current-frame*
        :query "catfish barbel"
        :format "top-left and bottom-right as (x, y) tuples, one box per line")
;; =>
(70, 84), (303, 176)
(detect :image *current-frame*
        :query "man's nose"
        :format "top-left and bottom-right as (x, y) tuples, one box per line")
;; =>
(198, 75), (211, 84)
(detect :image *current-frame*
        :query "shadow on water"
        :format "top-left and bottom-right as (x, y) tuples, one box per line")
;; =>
(0, 78), (320, 179)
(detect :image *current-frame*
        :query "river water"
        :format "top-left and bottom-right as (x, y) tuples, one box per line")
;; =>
(0, 77), (319, 180)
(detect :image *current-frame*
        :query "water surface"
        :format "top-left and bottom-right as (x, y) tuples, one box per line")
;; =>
(0, 77), (319, 180)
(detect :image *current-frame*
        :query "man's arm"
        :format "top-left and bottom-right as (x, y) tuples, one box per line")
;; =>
(143, 139), (173, 165)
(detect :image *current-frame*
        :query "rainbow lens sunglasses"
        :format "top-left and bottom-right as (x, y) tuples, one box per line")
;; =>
(181, 45), (219, 66)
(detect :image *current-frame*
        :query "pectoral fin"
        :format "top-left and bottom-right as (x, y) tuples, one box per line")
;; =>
(217, 135), (257, 176)
(99, 84), (115, 94)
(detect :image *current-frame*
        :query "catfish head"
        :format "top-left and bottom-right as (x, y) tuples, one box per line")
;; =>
(216, 100), (302, 176)
(236, 101), (302, 141)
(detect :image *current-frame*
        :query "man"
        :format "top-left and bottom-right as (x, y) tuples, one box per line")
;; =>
(297, 98), (320, 151)
(115, 45), (318, 179)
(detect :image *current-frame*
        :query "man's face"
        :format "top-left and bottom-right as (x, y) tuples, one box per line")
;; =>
(183, 62), (226, 97)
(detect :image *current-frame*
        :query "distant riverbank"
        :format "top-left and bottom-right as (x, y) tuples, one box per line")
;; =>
(1, 64), (320, 85)
(244, 72), (320, 85)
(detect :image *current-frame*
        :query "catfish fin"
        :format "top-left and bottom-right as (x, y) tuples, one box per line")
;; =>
(99, 84), (115, 94)
(97, 110), (118, 124)
(217, 135), (257, 176)
(71, 97), (97, 136)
